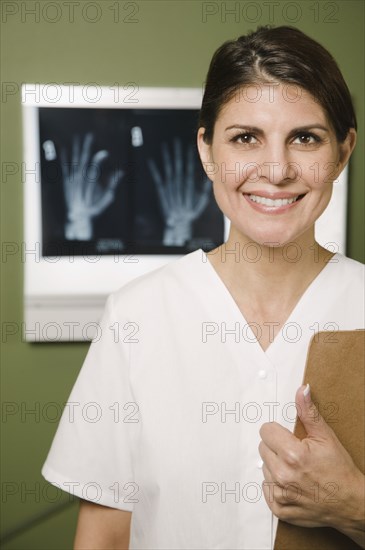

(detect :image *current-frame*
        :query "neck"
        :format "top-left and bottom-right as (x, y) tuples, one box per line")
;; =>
(206, 227), (334, 311)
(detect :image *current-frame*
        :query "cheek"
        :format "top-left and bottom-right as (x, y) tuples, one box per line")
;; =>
(310, 162), (339, 188)
(210, 177), (245, 223)
(211, 172), (241, 203)
(210, 153), (249, 190)
(210, 146), (239, 176)
(300, 145), (340, 188)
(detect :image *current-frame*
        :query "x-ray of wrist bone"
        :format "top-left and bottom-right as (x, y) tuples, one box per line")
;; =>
(148, 139), (211, 246)
(59, 133), (124, 241)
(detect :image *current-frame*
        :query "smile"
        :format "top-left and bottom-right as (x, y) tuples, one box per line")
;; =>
(248, 194), (301, 207)
(243, 193), (306, 213)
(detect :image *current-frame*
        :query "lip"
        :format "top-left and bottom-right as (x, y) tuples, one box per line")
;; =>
(243, 192), (306, 214)
(243, 191), (306, 199)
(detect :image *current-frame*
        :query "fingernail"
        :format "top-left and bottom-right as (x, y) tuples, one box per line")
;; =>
(303, 383), (311, 403)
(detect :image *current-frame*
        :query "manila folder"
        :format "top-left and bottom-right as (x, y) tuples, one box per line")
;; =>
(274, 329), (365, 550)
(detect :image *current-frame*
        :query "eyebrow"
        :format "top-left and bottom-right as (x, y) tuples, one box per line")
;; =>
(225, 123), (329, 136)
(225, 124), (330, 134)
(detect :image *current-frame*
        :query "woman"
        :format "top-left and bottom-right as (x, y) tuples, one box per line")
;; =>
(42, 26), (364, 549)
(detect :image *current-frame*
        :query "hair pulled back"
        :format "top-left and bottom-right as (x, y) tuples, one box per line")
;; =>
(199, 26), (357, 143)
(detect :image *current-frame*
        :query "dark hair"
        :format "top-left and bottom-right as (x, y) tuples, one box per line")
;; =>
(199, 26), (357, 143)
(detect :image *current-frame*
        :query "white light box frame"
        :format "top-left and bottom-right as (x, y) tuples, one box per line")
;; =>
(22, 84), (348, 342)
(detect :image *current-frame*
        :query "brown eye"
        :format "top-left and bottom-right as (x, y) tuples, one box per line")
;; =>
(293, 133), (320, 145)
(232, 133), (258, 144)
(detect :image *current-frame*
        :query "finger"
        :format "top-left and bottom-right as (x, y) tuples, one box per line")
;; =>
(162, 142), (173, 180)
(260, 421), (297, 455)
(60, 149), (71, 203)
(259, 439), (277, 463)
(262, 477), (284, 508)
(263, 482), (300, 513)
(161, 143), (174, 208)
(72, 135), (81, 171)
(108, 169), (124, 190)
(84, 150), (109, 206)
(173, 139), (183, 208)
(89, 189), (114, 216)
(147, 158), (169, 216)
(185, 145), (194, 209)
(260, 443), (289, 488)
(262, 464), (301, 510)
(192, 179), (211, 219)
(295, 384), (333, 439)
(202, 177), (211, 195)
(79, 133), (93, 173)
(90, 150), (109, 171)
(262, 461), (273, 483)
(60, 148), (69, 180)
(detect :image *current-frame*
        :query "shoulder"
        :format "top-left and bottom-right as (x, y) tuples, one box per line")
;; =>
(333, 253), (364, 283)
(326, 254), (364, 312)
(325, 254), (364, 328)
(109, 249), (205, 313)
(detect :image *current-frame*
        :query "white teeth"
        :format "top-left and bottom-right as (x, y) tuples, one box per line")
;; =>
(248, 194), (299, 206)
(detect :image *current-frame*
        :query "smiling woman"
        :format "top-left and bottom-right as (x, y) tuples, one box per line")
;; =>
(197, 83), (355, 249)
(42, 26), (364, 550)
(197, 25), (356, 255)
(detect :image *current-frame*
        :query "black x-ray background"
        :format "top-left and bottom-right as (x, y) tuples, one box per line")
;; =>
(38, 107), (224, 256)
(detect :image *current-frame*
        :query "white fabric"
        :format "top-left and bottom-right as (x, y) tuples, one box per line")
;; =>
(42, 249), (364, 550)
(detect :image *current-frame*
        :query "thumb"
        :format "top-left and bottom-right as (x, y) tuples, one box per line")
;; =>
(295, 384), (331, 438)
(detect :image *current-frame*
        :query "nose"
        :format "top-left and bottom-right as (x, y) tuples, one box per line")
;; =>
(258, 144), (298, 185)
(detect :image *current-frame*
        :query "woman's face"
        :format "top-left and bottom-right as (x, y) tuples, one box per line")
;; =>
(197, 83), (355, 248)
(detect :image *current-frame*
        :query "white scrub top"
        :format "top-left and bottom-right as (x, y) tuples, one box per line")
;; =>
(42, 249), (364, 550)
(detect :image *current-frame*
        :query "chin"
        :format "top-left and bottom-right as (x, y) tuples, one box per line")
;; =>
(257, 228), (314, 249)
(232, 225), (311, 249)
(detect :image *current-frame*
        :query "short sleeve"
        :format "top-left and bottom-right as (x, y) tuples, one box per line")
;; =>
(42, 294), (139, 512)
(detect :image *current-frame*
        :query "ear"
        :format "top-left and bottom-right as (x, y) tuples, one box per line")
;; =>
(197, 128), (215, 181)
(336, 128), (357, 175)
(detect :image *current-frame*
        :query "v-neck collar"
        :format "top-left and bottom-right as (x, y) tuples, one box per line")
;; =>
(196, 248), (339, 364)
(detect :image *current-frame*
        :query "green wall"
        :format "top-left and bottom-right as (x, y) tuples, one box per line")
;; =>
(1, 1), (364, 547)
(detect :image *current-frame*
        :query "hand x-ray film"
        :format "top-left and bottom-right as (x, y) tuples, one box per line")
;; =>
(39, 107), (224, 257)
